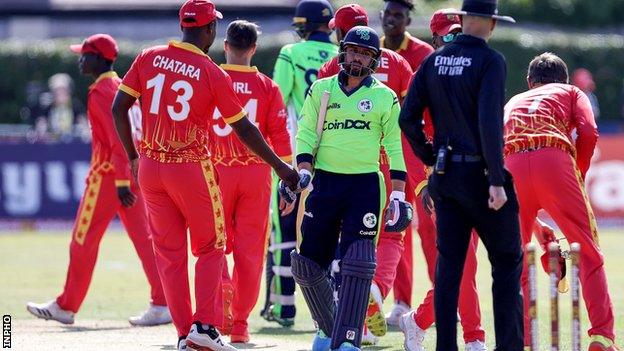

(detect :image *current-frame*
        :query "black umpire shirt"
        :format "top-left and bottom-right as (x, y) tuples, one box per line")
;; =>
(399, 34), (507, 186)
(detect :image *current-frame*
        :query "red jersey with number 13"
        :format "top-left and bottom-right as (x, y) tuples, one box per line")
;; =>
(119, 40), (245, 163)
(208, 64), (292, 166)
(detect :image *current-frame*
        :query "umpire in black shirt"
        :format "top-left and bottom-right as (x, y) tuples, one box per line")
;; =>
(399, 1), (523, 350)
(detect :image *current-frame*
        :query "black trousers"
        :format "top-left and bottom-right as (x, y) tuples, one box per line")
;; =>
(299, 170), (385, 269)
(428, 161), (524, 351)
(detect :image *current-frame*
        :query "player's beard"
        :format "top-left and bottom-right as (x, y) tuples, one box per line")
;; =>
(338, 52), (376, 78)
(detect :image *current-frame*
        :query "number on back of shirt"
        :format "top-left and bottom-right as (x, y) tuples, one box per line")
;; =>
(146, 73), (193, 121)
(212, 99), (258, 137)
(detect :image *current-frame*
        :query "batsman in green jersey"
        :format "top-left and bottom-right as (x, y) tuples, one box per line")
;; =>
(285, 26), (413, 351)
(261, 0), (338, 327)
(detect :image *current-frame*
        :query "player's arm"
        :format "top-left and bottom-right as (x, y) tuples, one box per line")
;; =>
(399, 64), (435, 166)
(572, 88), (599, 179)
(112, 91), (139, 178)
(383, 93), (413, 232)
(266, 85), (293, 163)
(112, 52), (143, 178)
(398, 56), (414, 104)
(295, 81), (321, 173)
(273, 46), (295, 105)
(477, 54), (507, 187)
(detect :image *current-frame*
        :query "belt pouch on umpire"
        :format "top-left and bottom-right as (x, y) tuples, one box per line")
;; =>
(435, 143), (452, 174)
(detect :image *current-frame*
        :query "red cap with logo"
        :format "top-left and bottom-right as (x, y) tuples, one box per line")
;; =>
(179, 0), (223, 28)
(430, 9), (462, 36)
(328, 4), (368, 33)
(70, 34), (118, 61)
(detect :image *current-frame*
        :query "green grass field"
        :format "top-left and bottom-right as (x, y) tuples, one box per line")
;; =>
(1, 229), (622, 350)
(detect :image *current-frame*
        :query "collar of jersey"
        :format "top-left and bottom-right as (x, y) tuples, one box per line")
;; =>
(169, 40), (209, 57)
(454, 34), (487, 46)
(381, 31), (410, 52)
(220, 64), (258, 73)
(90, 71), (117, 89)
(337, 71), (373, 97)
(307, 31), (332, 43)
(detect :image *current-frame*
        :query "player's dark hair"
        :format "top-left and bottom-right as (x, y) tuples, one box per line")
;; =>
(528, 52), (569, 85)
(226, 20), (261, 51)
(384, 0), (414, 11)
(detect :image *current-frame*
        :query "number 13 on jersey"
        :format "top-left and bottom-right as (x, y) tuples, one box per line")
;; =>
(146, 73), (194, 121)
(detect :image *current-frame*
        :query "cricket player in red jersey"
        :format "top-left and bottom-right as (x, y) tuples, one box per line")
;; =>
(504, 53), (618, 351)
(208, 20), (292, 344)
(26, 33), (170, 328)
(378, 0), (437, 325)
(111, 1), (299, 350)
(317, 4), (415, 343)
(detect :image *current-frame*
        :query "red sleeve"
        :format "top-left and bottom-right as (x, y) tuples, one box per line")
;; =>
(572, 88), (598, 178)
(266, 84), (293, 161)
(119, 51), (144, 98)
(212, 68), (245, 124)
(89, 88), (131, 184)
(317, 58), (339, 79)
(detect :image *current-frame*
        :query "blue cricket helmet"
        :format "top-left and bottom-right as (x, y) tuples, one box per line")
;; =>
(292, 0), (334, 38)
(339, 26), (381, 77)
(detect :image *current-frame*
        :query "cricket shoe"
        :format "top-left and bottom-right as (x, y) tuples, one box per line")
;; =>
(178, 336), (187, 351)
(312, 330), (332, 351)
(361, 325), (379, 346)
(221, 281), (235, 335)
(364, 282), (387, 337)
(588, 335), (620, 351)
(332, 342), (360, 351)
(26, 300), (74, 325)
(129, 304), (172, 326)
(386, 300), (410, 327)
(265, 304), (294, 327)
(230, 321), (249, 343)
(399, 311), (426, 351)
(465, 340), (488, 351)
(186, 322), (237, 351)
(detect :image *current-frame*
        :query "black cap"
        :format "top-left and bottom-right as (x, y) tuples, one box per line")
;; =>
(292, 0), (334, 27)
(444, 0), (515, 23)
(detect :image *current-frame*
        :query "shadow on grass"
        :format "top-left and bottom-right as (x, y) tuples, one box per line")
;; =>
(157, 345), (177, 350)
(54, 325), (129, 333)
(256, 326), (315, 336)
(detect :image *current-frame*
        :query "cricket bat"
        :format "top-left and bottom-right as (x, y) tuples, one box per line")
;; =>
(296, 90), (331, 248)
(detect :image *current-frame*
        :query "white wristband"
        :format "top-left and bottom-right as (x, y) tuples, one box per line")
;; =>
(390, 191), (405, 202)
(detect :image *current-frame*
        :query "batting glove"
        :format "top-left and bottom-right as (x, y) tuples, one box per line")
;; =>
(384, 191), (413, 232)
(279, 169), (313, 204)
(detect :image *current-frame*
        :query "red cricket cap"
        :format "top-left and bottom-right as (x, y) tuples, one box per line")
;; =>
(179, 0), (223, 28)
(430, 8), (462, 36)
(70, 33), (118, 61)
(328, 4), (368, 33)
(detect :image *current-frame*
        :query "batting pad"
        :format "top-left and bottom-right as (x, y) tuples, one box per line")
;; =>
(331, 240), (377, 348)
(290, 251), (335, 337)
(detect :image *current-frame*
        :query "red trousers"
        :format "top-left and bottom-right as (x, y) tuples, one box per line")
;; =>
(412, 232), (485, 343)
(139, 158), (226, 337)
(217, 163), (272, 329)
(56, 170), (165, 313)
(506, 148), (615, 343)
(392, 192), (437, 306)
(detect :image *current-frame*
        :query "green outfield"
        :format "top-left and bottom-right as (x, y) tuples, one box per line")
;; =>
(1, 229), (622, 350)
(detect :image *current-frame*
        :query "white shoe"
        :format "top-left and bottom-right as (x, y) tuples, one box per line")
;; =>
(178, 337), (187, 350)
(361, 325), (379, 346)
(186, 322), (237, 351)
(26, 300), (74, 325)
(129, 304), (172, 326)
(465, 340), (488, 351)
(399, 311), (426, 351)
(386, 300), (410, 327)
